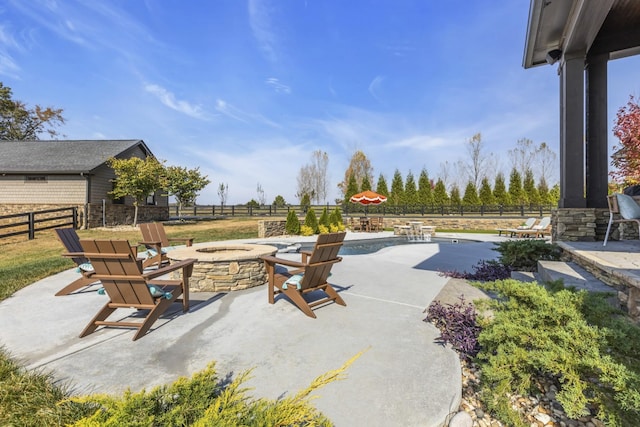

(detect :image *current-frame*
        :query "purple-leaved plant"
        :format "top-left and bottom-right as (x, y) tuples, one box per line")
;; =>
(424, 297), (481, 360)
(438, 260), (511, 282)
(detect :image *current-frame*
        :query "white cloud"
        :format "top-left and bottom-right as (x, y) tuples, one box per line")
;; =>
(145, 84), (207, 119)
(248, 0), (279, 64)
(368, 75), (384, 102)
(215, 98), (281, 128)
(265, 77), (291, 94)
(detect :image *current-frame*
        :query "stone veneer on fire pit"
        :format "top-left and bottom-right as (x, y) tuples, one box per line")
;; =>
(168, 243), (278, 292)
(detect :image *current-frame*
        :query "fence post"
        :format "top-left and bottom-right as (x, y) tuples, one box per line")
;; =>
(520, 205), (524, 216)
(72, 207), (78, 229)
(28, 212), (35, 240)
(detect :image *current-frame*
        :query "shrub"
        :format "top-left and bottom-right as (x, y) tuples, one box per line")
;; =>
(318, 224), (329, 234)
(65, 352), (365, 426)
(493, 239), (561, 272)
(299, 225), (314, 236)
(331, 207), (343, 225)
(474, 279), (640, 426)
(319, 207), (330, 228)
(304, 208), (319, 234)
(285, 210), (300, 235)
(424, 297), (481, 360)
(439, 260), (511, 281)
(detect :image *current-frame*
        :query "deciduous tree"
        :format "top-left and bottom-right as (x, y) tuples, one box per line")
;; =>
(611, 95), (640, 186)
(218, 183), (229, 207)
(338, 150), (373, 197)
(165, 166), (211, 217)
(108, 156), (166, 226)
(0, 83), (65, 140)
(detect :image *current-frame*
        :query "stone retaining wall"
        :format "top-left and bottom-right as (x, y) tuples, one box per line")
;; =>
(257, 217), (537, 238)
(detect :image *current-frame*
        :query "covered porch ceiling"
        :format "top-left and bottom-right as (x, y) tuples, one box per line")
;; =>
(523, 0), (640, 68)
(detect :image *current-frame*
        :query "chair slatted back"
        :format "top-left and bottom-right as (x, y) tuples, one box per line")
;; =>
(55, 228), (89, 265)
(301, 232), (345, 290)
(80, 239), (155, 306)
(139, 222), (169, 246)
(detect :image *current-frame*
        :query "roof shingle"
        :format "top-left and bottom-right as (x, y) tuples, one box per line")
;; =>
(0, 140), (149, 174)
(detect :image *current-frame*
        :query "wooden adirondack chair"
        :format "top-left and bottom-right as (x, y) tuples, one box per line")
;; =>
(79, 239), (196, 341)
(139, 222), (194, 269)
(54, 228), (99, 296)
(260, 232), (347, 318)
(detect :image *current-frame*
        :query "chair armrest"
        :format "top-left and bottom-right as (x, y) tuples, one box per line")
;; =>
(168, 237), (194, 246)
(260, 255), (306, 269)
(139, 240), (162, 247)
(61, 251), (84, 258)
(143, 258), (196, 280)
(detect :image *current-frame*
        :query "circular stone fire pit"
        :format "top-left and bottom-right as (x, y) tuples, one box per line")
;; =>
(168, 243), (277, 292)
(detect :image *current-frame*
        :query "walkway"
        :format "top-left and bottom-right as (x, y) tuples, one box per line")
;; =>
(0, 231), (507, 427)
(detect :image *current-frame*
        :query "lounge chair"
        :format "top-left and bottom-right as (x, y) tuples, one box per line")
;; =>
(511, 217), (551, 238)
(79, 239), (196, 341)
(139, 222), (194, 269)
(54, 228), (99, 296)
(604, 193), (640, 246)
(497, 217), (536, 237)
(260, 232), (347, 318)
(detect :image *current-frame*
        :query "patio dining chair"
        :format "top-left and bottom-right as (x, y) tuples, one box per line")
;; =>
(603, 193), (640, 246)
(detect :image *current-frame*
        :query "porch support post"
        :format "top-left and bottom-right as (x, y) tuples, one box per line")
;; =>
(559, 56), (586, 208)
(585, 53), (609, 208)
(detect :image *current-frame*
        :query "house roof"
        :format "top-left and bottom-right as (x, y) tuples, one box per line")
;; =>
(523, 0), (640, 69)
(0, 139), (152, 174)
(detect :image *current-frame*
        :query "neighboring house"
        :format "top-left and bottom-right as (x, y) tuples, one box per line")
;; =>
(0, 139), (168, 227)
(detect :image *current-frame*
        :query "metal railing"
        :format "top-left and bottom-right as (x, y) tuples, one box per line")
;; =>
(0, 207), (77, 241)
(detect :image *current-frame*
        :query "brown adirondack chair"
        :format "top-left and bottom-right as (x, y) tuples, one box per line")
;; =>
(79, 239), (196, 341)
(54, 228), (99, 296)
(260, 232), (346, 318)
(139, 222), (194, 269)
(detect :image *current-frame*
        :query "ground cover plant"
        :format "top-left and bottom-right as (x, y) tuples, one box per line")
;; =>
(427, 239), (640, 426)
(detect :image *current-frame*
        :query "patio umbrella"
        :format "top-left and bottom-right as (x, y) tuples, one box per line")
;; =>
(349, 190), (388, 205)
(349, 190), (387, 218)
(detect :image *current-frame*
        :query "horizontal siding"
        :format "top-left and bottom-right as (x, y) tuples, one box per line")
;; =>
(0, 175), (86, 204)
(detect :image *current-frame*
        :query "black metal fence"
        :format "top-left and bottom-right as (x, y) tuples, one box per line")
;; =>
(0, 207), (77, 241)
(170, 203), (555, 219)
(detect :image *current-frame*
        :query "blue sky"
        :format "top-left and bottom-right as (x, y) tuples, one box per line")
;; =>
(1, 1), (639, 205)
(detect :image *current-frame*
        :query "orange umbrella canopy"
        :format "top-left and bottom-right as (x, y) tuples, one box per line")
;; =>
(349, 190), (388, 205)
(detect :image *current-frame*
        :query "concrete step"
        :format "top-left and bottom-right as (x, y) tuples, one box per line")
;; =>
(537, 260), (616, 293)
(510, 270), (538, 283)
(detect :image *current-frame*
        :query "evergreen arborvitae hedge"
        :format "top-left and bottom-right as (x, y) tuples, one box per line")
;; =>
(304, 208), (319, 234)
(285, 210), (300, 235)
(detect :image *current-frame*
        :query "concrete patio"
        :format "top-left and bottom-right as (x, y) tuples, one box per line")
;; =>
(0, 231), (514, 426)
